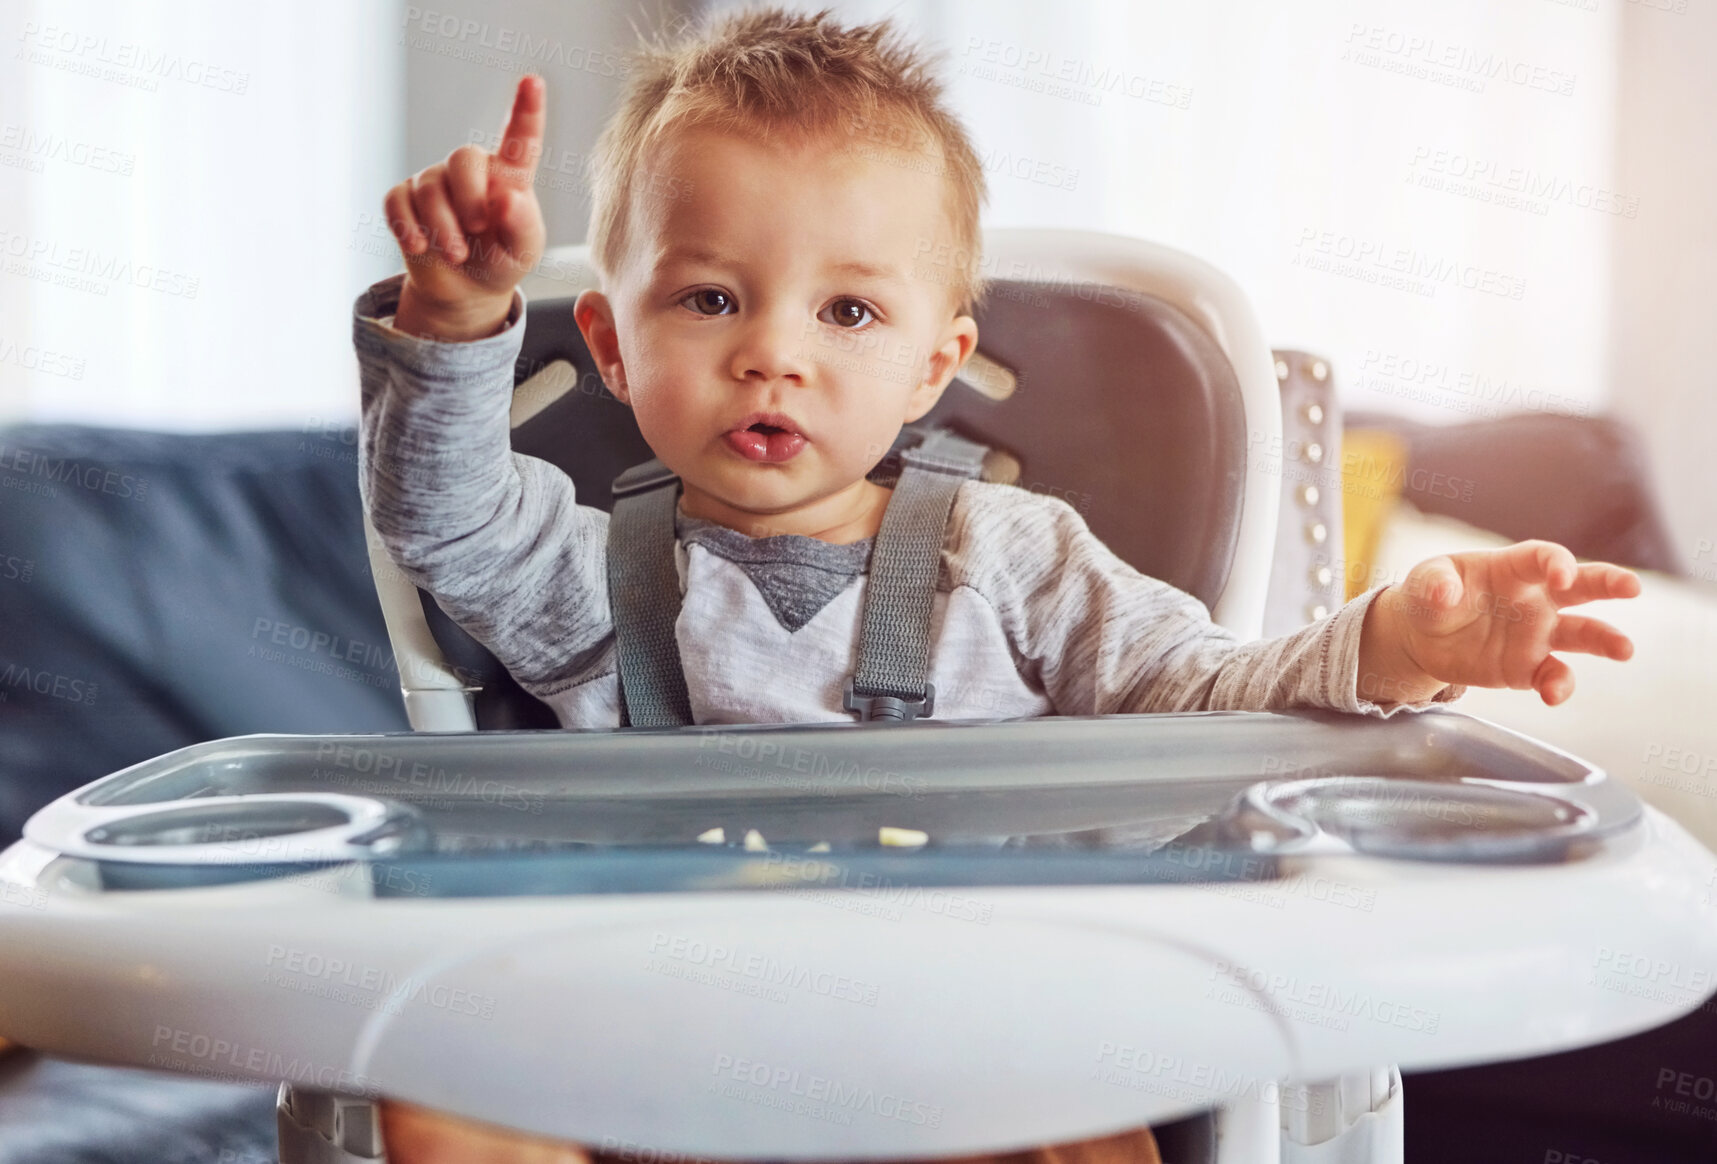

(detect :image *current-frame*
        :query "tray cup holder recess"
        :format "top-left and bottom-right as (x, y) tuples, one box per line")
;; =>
(83, 800), (354, 849)
(1222, 776), (1597, 863)
(73, 795), (421, 865)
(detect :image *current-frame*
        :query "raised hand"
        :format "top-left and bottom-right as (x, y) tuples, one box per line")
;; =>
(1378, 539), (1641, 706)
(384, 74), (549, 340)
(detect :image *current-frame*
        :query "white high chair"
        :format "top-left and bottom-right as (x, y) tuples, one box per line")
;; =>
(379, 229), (1292, 736)
(1, 231), (1711, 1164)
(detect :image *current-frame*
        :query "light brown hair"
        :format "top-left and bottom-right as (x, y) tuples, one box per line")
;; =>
(586, 5), (988, 313)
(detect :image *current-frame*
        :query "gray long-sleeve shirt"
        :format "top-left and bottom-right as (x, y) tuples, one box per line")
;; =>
(354, 273), (1463, 728)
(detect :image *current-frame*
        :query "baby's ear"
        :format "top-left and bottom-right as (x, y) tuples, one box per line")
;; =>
(905, 313), (979, 421)
(573, 289), (630, 405)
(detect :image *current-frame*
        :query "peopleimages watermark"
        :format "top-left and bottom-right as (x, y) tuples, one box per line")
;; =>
(1091, 1041), (1329, 1116)
(957, 37), (1192, 110)
(263, 944), (498, 1020)
(463, 131), (695, 203)
(1341, 23), (1576, 96)
(1206, 961), (1442, 1034)
(0, 441), (149, 502)
(148, 1024), (379, 1095)
(761, 851), (996, 927)
(694, 730), (927, 798)
(1634, 743), (1717, 800)
(310, 739), (544, 814)
(709, 1053), (943, 1128)
(798, 320), (932, 390)
(0, 123), (135, 176)
(0, 228), (199, 299)
(399, 8), (629, 77)
(0, 334), (86, 381)
(1153, 839), (1379, 913)
(1355, 348), (1590, 421)
(1692, 538), (1717, 584)
(248, 616), (487, 696)
(1292, 227), (1526, 301)
(0, 553), (37, 585)
(913, 238), (1155, 312)
(646, 931), (881, 1007)
(0, 880), (50, 912)
(1247, 428), (1477, 506)
(15, 22), (251, 95)
(1406, 146), (1638, 220)
(278, 860), (435, 900)
(597, 1138), (720, 1164)
(0, 658), (98, 706)
(1589, 945), (1716, 1013)
(1653, 1066), (1717, 1122)
(842, 115), (1080, 191)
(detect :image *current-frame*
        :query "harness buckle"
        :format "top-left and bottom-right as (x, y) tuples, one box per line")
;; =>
(843, 677), (935, 723)
(611, 459), (680, 500)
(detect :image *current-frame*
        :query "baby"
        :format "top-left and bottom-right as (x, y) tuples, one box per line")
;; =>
(355, 7), (1640, 1159)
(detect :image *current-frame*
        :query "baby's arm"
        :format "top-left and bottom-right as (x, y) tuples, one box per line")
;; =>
(357, 75), (613, 695)
(961, 484), (1456, 717)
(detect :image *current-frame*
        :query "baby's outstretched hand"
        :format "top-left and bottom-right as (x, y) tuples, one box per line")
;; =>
(384, 74), (549, 339)
(1382, 540), (1641, 706)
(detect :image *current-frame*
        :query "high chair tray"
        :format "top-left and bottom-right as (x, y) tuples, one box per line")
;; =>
(2, 710), (1713, 1159)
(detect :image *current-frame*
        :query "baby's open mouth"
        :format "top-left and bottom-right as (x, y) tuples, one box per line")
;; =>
(725, 412), (807, 464)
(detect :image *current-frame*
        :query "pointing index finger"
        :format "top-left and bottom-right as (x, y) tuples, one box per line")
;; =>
(493, 74), (546, 190)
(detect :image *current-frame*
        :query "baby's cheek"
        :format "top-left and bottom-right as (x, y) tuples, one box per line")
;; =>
(839, 415), (900, 477)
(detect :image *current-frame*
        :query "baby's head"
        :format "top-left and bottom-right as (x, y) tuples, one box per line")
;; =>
(572, 6), (988, 541)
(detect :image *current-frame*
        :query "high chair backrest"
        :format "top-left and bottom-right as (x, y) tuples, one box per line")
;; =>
(367, 228), (1286, 732)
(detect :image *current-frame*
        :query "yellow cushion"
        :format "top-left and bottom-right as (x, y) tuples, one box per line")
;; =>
(1339, 429), (1410, 601)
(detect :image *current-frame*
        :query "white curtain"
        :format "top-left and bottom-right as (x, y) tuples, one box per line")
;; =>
(0, 0), (404, 431)
(706, 0), (1622, 424)
(3, 0), (1629, 432)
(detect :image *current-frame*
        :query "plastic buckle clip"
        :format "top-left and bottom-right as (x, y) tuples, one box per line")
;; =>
(611, 460), (681, 500)
(843, 678), (935, 723)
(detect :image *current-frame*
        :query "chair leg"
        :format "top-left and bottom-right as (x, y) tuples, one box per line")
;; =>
(1280, 1067), (1403, 1164)
(277, 1085), (386, 1163)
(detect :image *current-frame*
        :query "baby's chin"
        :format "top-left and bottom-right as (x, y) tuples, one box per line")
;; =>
(684, 469), (874, 528)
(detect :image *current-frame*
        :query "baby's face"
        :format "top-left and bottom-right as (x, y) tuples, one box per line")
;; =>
(575, 125), (977, 542)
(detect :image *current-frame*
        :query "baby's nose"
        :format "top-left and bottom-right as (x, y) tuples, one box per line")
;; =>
(730, 312), (813, 383)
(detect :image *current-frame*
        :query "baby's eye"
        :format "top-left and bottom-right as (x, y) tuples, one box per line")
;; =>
(681, 288), (734, 316)
(819, 298), (876, 329)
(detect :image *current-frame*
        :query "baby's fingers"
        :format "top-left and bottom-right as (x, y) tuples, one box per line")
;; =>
(1511, 539), (1579, 590)
(1550, 613), (1635, 661)
(444, 145), (491, 235)
(384, 183), (426, 255)
(1532, 654), (1577, 706)
(409, 167), (469, 264)
(1552, 561), (1643, 606)
(493, 74), (546, 190)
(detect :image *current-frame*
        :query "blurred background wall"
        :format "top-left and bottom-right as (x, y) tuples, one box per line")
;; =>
(0, 0), (1710, 565)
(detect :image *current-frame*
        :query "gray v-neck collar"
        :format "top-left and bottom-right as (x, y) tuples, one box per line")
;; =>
(674, 509), (873, 633)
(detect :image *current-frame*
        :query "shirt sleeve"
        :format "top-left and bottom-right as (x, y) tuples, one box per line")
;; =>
(353, 273), (613, 694)
(950, 482), (1466, 718)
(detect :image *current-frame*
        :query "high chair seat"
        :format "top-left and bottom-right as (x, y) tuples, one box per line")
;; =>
(390, 229), (1281, 734)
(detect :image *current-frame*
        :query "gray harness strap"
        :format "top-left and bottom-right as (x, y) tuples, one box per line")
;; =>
(843, 428), (987, 722)
(607, 459), (695, 728)
(605, 427), (987, 727)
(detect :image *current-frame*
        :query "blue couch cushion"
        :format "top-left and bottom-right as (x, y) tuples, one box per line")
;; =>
(0, 423), (410, 845)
